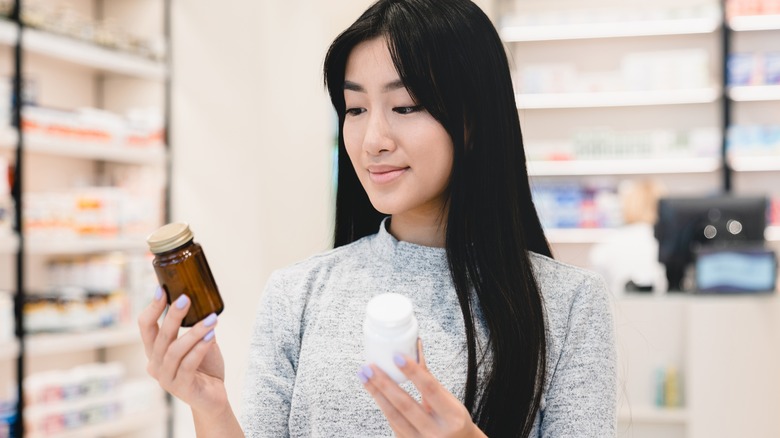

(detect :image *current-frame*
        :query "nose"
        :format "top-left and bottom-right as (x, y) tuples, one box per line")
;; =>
(363, 110), (396, 155)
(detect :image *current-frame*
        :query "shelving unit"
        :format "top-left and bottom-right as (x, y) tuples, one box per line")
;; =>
(3, 0), (172, 436)
(727, 84), (780, 101)
(725, 4), (780, 259)
(21, 27), (166, 79)
(25, 326), (141, 357)
(501, 0), (725, 268)
(728, 14), (780, 31)
(24, 237), (149, 255)
(23, 139), (166, 165)
(500, 1), (780, 436)
(26, 401), (169, 438)
(528, 157), (721, 176)
(729, 155), (780, 172)
(516, 88), (720, 109)
(501, 17), (720, 42)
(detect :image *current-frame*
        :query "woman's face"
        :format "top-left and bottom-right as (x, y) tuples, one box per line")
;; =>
(343, 38), (453, 223)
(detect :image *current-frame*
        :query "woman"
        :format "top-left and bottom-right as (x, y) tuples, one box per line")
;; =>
(138, 0), (617, 436)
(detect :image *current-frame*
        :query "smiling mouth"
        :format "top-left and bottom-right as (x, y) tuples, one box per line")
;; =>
(368, 167), (408, 184)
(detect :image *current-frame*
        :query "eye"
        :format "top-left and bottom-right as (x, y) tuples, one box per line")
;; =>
(345, 107), (365, 117)
(393, 105), (424, 115)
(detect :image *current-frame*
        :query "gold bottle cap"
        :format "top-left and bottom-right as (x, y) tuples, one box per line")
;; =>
(147, 222), (194, 254)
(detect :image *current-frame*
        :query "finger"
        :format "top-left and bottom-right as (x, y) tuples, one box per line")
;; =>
(395, 352), (453, 416)
(138, 285), (168, 359)
(416, 338), (427, 371)
(175, 331), (218, 384)
(150, 294), (190, 369)
(158, 313), (219, 385)
(363, 364), (436, 433)
(358, 365), (418, 437)
(416, 339), (433, 413)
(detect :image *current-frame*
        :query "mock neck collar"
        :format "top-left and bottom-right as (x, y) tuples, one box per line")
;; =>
(370, 217), (448, 270)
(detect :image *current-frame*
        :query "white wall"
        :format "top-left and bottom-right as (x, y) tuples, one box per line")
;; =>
(171, 1), (495, 436)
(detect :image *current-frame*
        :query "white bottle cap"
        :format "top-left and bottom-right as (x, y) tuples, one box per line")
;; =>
(366, 293), (413, 330)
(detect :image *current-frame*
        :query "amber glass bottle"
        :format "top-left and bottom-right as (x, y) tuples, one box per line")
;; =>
(147, 222), (224, 327)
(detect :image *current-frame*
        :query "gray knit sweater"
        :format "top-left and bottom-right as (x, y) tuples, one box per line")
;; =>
(241, 220), (617, 437)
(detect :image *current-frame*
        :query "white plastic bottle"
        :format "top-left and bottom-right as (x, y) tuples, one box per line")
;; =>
(364, 293), (419, 383)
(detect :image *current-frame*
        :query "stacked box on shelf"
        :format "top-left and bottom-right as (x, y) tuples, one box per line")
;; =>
(533, 183), (622, 230)
(22, 106), (165, 151)
(525, 127), (721, 162)
(23, 182), (164, 242)
(24, 363), (123, 435)
(517, 49), (713, 95)
(24, 252), (157, 334)
(20, 0), (165, 62)
(728, 125), (780, 157)
(726, 0), (780, 18)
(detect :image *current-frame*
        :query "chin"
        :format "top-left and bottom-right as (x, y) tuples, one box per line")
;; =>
(366, 196), (403, 216)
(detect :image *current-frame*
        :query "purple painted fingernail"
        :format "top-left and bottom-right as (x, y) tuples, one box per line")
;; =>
(203, 313), (218, 328)
(393, 354), (406, 367)
(154, 286), (163, 301)
(357, 370), (368, 384)
(203, 329), (215, 342)
(175, 294), (189, 309)
(361, 365), (373, 379)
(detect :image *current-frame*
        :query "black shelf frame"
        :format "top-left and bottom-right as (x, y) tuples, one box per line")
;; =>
(10, 0), (23, 437)
(721, 0), (734, 193)
(6, 0), (173, 436)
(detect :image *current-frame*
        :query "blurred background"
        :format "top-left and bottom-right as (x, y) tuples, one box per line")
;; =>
(1, 0), (779, 437)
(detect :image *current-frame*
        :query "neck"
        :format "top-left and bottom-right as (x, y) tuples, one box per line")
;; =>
(387, 212), (447, 248)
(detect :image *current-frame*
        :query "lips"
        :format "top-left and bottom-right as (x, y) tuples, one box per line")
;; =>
(367, 165), (408, 184)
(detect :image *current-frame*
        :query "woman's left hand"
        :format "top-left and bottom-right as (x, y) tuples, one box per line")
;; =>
(358, 340), (487, 438)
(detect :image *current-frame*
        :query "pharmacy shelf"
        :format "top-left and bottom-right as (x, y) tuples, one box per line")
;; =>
(618, 406), (689, 424)
(545, 228), (615, 244)
(729, 14), (780, 32)
(22, 28), (166, 80)
(528, 157), (721, 176)
(0, 18), (16, 46)
(25, 137), (167, 165)
(27, 402), (168, 438)
(729, 155), (780, 172)
(0, 339), (19, 361)
(25, 237), (148, 255)
(501, 17), (719, 42)
(516, 88), (720, 109)
(728, 85), (780, 102)
(0, 234), (18, 254)
(25, 326), (141, 357)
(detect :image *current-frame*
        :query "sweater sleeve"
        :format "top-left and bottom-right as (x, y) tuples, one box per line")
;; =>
(241, 271), (301, 437)
(540, 274), (617, 437)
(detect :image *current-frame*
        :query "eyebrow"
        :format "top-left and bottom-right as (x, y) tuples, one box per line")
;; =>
(344, 79), (406, 93)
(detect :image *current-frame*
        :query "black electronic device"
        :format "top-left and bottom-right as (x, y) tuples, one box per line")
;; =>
(654, 194), (768, 291)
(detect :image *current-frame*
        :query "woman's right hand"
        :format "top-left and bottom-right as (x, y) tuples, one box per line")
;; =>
(138, 287), (228, 416)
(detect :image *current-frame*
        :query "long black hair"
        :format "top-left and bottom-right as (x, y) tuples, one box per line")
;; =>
(324, 0), (552, 436)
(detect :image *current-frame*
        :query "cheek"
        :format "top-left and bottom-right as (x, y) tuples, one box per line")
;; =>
(343, 120), (362, 156)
